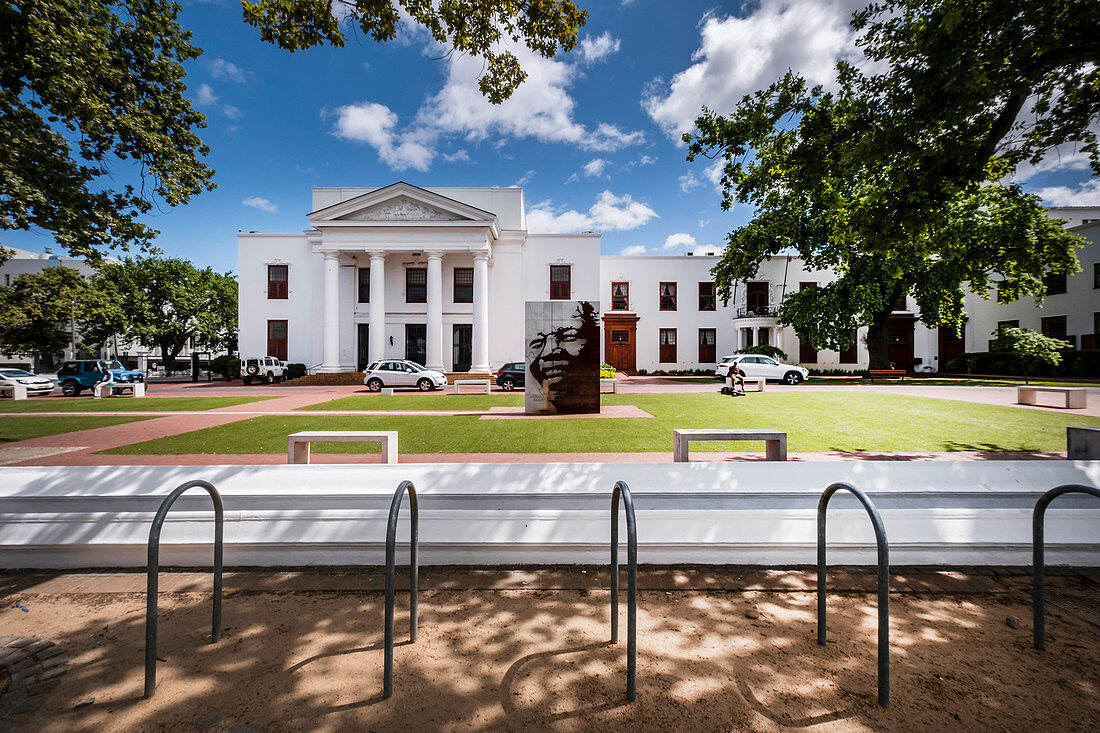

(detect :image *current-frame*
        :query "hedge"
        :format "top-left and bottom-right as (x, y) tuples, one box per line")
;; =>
(945, 349), (1100, 378)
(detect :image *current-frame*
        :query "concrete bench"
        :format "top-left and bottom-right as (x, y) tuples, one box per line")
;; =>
(868, 370), (906, 382)
(94, 382), (146, 398)
(1017, 386), (1087, 409)
(725, 376), (765, 392)
(673, 428), (787, 462)
(600, 378), (618, 394)
(455, 379), (491, 394)
(0, 384), (28, 400)
(381, 387), (395, 396)
(287, 431), (398, 464)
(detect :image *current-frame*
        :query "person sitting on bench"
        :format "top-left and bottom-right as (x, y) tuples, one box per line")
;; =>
(730, 360), (747, 396)
(93, 361), (115, 399)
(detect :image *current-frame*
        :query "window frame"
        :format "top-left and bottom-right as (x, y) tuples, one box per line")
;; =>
(698, 282), (716, 311)
(659, 328), (677, 363)
(1043, 271), (1067, 295)
(549, 265), (571, 300)
(357, 267), (370, 304)
(611, 281), (629, 311)
(266, 319), (288, 361)
(453, 267), (474, 303)
(659, 282), (677, 311)
(698, 328), (716, 362)
(267, 264), (288, 299)
(405, 267), (427, 303)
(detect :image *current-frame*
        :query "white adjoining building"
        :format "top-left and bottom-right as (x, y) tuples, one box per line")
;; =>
(237, 183), (1100, 374)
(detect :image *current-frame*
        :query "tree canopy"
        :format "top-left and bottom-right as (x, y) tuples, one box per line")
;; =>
(685, 0), (1096, 369)
(994, 326), (1072, 383)
(0, 265), (89, 366)
(82, 257), (238, 365)
(242, 0), (589, 103)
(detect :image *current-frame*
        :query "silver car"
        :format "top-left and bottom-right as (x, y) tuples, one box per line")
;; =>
(363, 360), (448, 392)
(716, 355), (808, 385)
(0, 368), (56, 396)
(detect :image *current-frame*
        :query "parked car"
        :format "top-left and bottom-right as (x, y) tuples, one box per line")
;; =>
(240, 356), (288, 385)
(495, 362), (526, 391)
(363, 360), (447, 391)
(715, 354), (808, 385)
(56, 360), (146, 396)
(0, 368), (56, 396)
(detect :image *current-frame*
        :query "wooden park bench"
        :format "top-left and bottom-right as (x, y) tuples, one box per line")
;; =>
(287, 431), (399, 464)
(1017, 386), (1088, 409)
(673, 428), (787, 462)
(867, 370), (906, 382)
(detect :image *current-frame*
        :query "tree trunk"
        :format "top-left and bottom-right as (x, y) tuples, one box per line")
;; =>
(865, 308), (893, 370)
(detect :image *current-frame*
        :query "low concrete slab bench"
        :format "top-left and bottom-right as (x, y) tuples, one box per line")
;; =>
(1017, 386), (1087, 409)
(673, 428), (787, 462)
(288, 431), (399, 464)
(725, 376), (765, 392)
(454, 379), (491, 394)
(867, 370), (905, 382)
(0, 384), (28, 400)
(94, 382), (146, 398)
(600, 378), (618, 394)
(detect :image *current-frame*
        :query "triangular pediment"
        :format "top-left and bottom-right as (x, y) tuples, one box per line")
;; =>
(308, 182), (498, 228)
(337, 196), (468, 222)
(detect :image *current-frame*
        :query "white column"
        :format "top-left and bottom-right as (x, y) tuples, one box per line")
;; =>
(369, 251), (387, 363)
(320, 251), (341, 372)
(471, 250), (490, 372)
(426, 250), (444, 371)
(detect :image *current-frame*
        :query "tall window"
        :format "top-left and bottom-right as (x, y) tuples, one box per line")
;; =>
(550, 265), (571, 299)
(659, 282), (677, 311)
(839, 330), (858, 364)
(611, 282), (629, 310)
(698, 328), (716, 363)
(267, 320), (288, 360)
(1041, 315), (1068, 340)
(659, 328), (677, 362)
(1094, 263), (1100, 289)
(698, 282), (716, 311)
(357, 268), (370, 303)
(267, 265), (288, 299)
(406, 267), (427, 303)
(453, 267), (473, 303)
(1043, 272), (1067, 295)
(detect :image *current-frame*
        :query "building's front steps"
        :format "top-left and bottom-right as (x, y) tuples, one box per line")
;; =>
(287, 371), (496, 386)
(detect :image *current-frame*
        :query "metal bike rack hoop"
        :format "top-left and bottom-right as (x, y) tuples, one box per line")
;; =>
(1032, 483), (1100, 650)
(384, 480), (419, 699)
(611, 480), (638, 701)
(817, 481), (890, 707)
(144, 479), (224, 699)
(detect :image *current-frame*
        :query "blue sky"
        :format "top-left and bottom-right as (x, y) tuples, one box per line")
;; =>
(7, 0), (1098, 273)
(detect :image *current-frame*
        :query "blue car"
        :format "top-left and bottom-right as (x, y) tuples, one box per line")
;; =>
(56, 359), (146, 396)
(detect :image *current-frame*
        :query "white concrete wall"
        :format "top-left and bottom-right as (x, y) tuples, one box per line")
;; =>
(2, 462), (1098, 568)
(237, 233), (315, 366)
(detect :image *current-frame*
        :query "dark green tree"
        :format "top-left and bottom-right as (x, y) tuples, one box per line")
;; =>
(242, 0), (589, 103)
(83, 258), (238, 366)
(994, 326), (1072, 384)
(1, 0), (216, 261)
(686, 0), (1096, 369)
(0, 266), (89, 367)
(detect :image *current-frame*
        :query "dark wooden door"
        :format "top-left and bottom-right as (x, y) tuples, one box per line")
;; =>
(405, 324), (426, 366)
(887, 317), (915, 371)
(938, 324), (965, 369)
(698, 329), (716, 363)
(452, 324), (472, 372)
(602, 314), (638, 372)
(357, 324), (370, 371)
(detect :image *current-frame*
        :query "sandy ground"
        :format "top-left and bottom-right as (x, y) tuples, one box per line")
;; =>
(2, 577), (1098, 732)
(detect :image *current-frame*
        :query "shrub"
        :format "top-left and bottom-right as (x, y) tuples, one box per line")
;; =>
(736, 345), (790, 361)
(210, 355), (240, 380)
(945, 349), (1100, 378)
(286, 362), (308, 380)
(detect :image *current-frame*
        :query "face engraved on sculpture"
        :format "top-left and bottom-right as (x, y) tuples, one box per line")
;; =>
(526, 301), (599, 412)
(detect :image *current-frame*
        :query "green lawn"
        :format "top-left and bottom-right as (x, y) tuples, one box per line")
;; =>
(301, 394), (523, 411)
(0, 396), (276, 414)
(102, 392), (1100, 455)
(1, 416), (152, 443)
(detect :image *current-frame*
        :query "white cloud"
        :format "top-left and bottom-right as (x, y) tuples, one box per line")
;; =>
(643, 1), (870, 137)
(331, 101), (435, 171)
(243, 196), (278, 213)
(1009, 119), (1100, 181)
(583, 158), (610, 178)
(678, 172), (701, 193)
(693, 244), (724, 255)
(1034, 179), (1100, 207)
(698, 218), (711, 228)
(578, 32), (621, 65)
(442, 149), (470, 163)
(208, 59), (247, 83)
(196, 83), (218, 105)
(222, 104), (242, 119)
(514, 170), (535, 186)
(621, 245), (647, 255)
(638, 155), (657, 165)
(663, 232), (697, 250)
(527, 191), (658, 233)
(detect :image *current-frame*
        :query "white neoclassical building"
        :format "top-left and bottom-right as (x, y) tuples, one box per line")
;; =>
(238, 185), (1100, 374)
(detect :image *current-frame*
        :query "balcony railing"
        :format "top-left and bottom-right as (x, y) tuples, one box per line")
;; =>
(736, 306), (778, 318)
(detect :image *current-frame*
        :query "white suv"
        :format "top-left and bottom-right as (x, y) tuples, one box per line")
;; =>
(240, 356), (287, 385)
(716, 354), (808, 385)
(363, 360), (447, 391)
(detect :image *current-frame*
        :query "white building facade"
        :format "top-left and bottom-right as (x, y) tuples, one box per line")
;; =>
(238, 186), (1100, 374)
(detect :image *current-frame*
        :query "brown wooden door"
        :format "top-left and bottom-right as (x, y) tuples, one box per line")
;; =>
(887, 317), (915, 371)
(603, 314), (638, 372)
(938, 324), (965, 370)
